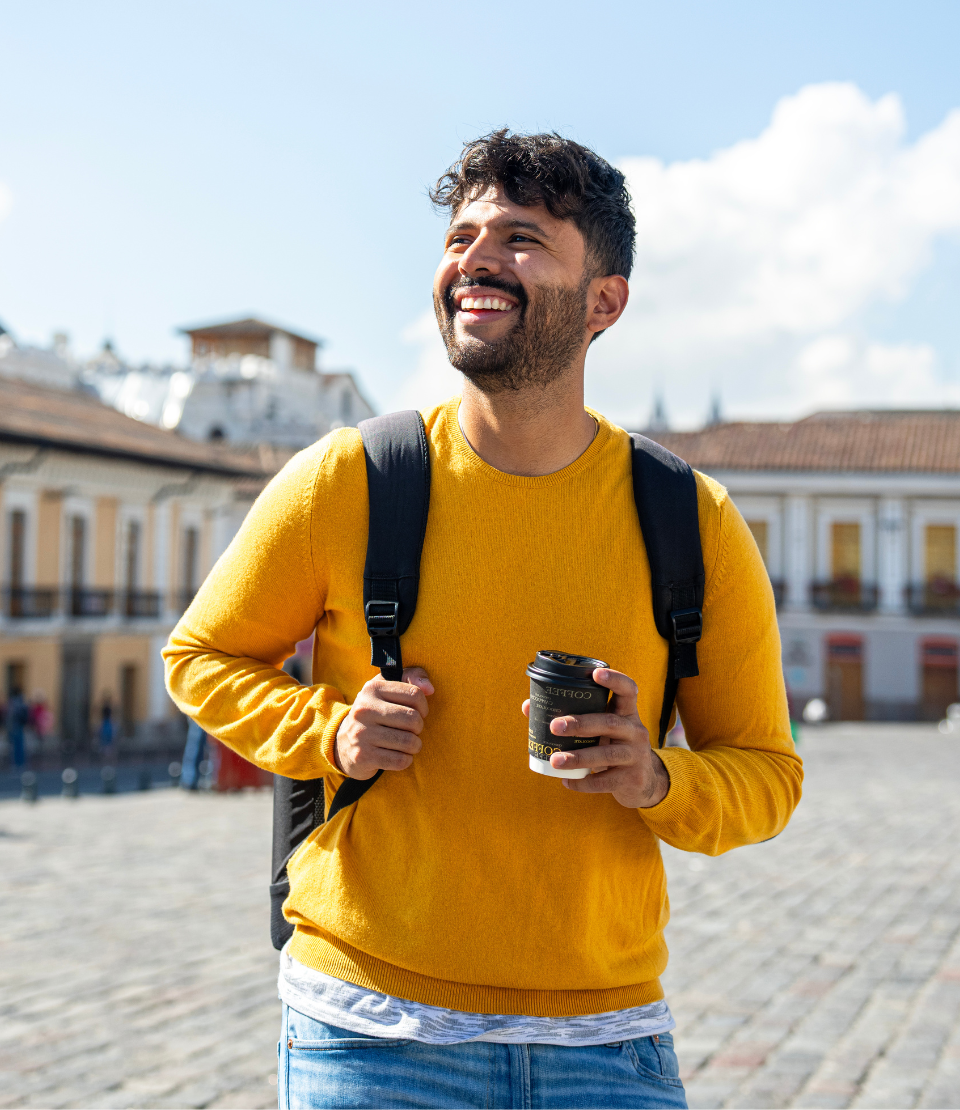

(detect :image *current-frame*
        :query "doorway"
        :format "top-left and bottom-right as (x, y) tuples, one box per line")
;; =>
(920, 638), (958, 721)
(60, 640), (92, 756)
(826, 635), (864, 720)
(120, 663), (138, 739)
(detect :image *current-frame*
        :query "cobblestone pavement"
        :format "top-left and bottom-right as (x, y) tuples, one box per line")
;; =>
(1, 724), (959, 1109)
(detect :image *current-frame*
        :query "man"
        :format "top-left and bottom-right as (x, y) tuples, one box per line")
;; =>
(164, 131), (802, 1110)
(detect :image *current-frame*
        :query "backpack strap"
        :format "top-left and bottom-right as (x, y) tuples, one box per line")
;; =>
(269, 411), (431, 948)
(630, 434), (705, 748)
(325, 410), (430, 822)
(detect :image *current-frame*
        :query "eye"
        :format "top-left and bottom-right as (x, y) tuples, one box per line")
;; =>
(447, 235), (472, 248)
(509, 234), (536, 244)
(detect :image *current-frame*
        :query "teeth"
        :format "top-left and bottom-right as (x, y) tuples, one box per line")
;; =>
(458, 295), (514, 312)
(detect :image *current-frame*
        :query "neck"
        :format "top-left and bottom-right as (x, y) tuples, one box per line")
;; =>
(457, 368), (597, 477)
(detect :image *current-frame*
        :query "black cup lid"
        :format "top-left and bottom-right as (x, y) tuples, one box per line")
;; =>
(526, 650), (608, 684)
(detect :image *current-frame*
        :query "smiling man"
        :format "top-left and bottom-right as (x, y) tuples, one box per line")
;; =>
(164, 131), (802, 1109)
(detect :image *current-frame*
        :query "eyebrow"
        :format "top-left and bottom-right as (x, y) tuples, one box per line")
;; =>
(447, 217), (552, 240)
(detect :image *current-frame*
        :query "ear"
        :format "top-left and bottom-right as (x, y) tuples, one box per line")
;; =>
(586, 274), (629, 336)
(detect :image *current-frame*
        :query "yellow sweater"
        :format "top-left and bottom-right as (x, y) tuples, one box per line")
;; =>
(164, 398), (802, 1016)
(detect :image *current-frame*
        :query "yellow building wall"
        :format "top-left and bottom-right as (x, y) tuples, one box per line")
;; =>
(93, 634), (153, 725)
(0, 637), (60, 720)
(94, 497), (117, 588)
(36, 492), (62, 585)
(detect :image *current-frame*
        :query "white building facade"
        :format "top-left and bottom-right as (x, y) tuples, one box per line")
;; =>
(654, 411), (960, 721)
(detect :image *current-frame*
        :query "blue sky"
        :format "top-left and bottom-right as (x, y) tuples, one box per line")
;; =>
(1, 1), (959, 426)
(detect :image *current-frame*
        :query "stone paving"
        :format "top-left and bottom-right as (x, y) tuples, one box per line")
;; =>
(0, 724), (958, 1109)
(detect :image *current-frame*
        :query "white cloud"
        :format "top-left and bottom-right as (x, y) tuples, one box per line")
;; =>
(400, 83), (960, 427)
(795, 336), (960, 409)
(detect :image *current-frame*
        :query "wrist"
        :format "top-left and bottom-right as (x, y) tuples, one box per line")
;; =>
(639, 750), (670, 808)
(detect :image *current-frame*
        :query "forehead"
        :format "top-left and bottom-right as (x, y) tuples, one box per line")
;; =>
(451, 184), (582, 249)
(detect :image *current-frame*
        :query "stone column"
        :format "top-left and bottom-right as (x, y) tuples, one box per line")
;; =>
(877, 497), (907, 614)
(785, 494), (812, 611)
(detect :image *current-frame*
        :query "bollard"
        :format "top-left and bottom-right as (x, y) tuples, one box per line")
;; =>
(138, 768), (151, 791)
(62, 767), (79, 798)
(21, 771), (38, 803)
(101, 766), (117, 795)
(168, 761), (182, 788)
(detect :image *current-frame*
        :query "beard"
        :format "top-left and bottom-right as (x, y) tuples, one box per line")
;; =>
(434, 274), (589, 394)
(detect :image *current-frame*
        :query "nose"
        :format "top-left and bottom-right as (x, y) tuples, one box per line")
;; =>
(458, 228), (501, 278)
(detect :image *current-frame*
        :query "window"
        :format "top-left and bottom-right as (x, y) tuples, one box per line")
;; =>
(831, 522), (860, 581)
(70, 515), (86, 588)
(182, 526), (199, 597)
(746, 520), (768, 565)
(925, 524), (956, 584)
(125, 520), (141, 592)
(9, 509), (26, 587)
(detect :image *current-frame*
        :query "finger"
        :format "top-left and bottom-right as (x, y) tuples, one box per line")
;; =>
(550, 743), (635, 770)
(373, 679), (430, 719)
(353, 745), (415, 775)
(364, 724), (423, 754)
(353, 699), (425, 735)
(591, 667), (639, 716)
(402, 667), (435, 697)
(562, 767), (632, 793)
(521, 699), (530, 718)
(550, 711), (638, 740)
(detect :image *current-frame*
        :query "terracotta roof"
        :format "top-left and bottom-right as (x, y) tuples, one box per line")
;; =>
(645, 411), (960, 473)
(177, 315), (322, 347)
(0, 375), (266, 477)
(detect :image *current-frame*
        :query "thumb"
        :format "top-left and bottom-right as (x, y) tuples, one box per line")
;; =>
(402, 666), (435, 696)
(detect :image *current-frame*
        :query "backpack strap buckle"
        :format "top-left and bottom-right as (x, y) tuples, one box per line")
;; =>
(670, 607), (702, 645)
(365, 599), (400, 638)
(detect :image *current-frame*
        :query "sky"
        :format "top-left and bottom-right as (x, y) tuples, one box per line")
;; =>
(1, 1), (959, 428)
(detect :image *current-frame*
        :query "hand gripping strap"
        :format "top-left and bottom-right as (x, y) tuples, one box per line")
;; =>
(630, 434), (705, 748)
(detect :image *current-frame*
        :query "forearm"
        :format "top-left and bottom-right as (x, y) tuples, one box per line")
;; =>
(639, 745), (803, 855)
(164, 632), (348, 779)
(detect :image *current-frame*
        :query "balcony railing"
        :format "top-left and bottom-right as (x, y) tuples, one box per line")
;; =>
(811, 578), (880, 612)
(123, 590), (162, 618)
(2, 586), (179, 621)
(69, 588), (114, 618)
(3, 586), (59, 619)
(906, 581), (960, 616)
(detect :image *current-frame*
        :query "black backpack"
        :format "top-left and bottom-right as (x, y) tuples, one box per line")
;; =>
(269, 410), (704, 951)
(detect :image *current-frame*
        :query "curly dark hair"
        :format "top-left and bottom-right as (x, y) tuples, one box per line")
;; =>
(430, 129), (636, 280)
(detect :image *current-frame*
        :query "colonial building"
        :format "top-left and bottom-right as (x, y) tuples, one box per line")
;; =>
(0, 374), (264, 760)
(83, 316), (375, 448)
(652, 411), (960, 722)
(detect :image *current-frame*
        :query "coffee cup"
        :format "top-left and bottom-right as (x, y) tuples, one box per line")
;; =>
(525, 651), (610, 779)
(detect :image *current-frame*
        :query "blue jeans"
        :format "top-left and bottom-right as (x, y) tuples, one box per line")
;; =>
(279, 1003), (687, 1109)
(180, 719), (206, 788)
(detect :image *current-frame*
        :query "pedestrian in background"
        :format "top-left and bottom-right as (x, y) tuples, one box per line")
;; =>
(180, 718), (207, 790)
(98, 696), (116, 761)
(7, 688), (29, 770)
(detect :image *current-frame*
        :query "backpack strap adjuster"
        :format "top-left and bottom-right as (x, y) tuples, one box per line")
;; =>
(670, 607), (702, 645)
(365, 599), (400, 638)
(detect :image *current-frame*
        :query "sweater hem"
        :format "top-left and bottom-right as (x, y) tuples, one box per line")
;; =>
(288, 928), (664, 1017)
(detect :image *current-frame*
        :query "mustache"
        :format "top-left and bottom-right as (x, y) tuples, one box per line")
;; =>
(442, 275), (527, 318)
